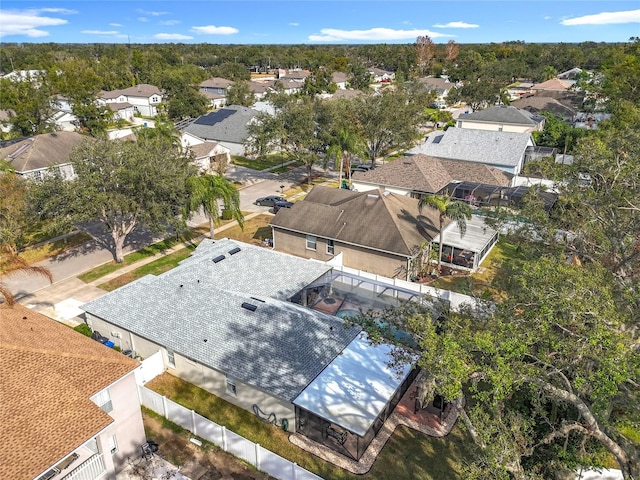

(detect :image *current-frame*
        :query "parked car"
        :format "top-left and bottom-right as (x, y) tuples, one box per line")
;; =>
(255, 195), (285, 207)
(350, 164), (373, 175)
(273, 200), (294, 213)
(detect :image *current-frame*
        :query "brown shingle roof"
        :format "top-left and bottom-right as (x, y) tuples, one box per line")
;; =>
(0, 131), (87, 173)
(352, 154), (512, 193)
(0, 304), (139, 479)
(200, 77), (233, 88)
(531, 78), (572, 91)
(511, 95), (577, 118)
(188, 141), (220, 157)
(270, 186), (443, 256)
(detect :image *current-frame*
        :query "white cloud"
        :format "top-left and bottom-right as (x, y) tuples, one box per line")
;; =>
(544, 16), (552, 20)
(82, 30), (119, 35)
(289, 22), (299, 26)
(138, 17), (149, 23)
(561, 9), (640, 25)
(159, 20), (180, 26)
(154, 33), (194, 40)
(0, 9), (70, 38)
(110, 23), (123, 27)
(191, 25), (239, 35)
(39, 8), (77, 14)
(137, 9), (168, 17)
(309, 27), (450, 42)
(432, 21), (479, 29)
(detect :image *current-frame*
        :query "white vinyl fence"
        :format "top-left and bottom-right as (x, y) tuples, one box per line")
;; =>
(139, 386), (323, 480)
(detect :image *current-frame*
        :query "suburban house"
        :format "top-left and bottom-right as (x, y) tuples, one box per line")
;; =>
(0, 303), (145, 480)
(456, 105), (546, 133)
(0, 131), (87, 180)
(530, 78), (575, 100)
(178, 105), (260, 156)
(270, 186), (499, 275)
(81, 238), (416, 461)
(249, 80), (275, 100)
(418, 76), (455, 102)
(368, 67), (394, 83)
(187, 141), (232, 173)
(199, 77), (233, 96)
(351, 154), (513, 196)
(331, 72), (348, 90)
(270, 186), (442, 279)
(407, 127), (535, 176)
(100, 84), (163, 117)
(510, 95), (577, 121)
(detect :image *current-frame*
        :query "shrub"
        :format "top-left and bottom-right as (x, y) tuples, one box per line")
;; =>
(74, 323), (92, 337)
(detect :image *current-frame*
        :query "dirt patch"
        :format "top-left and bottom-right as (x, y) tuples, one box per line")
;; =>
(143, 411), (274, 480)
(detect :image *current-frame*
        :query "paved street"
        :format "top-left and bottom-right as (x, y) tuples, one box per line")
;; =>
(5, 162), (337, 316)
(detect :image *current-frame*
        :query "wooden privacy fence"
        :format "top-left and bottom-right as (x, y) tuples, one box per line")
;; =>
(139, 386), (323, 480)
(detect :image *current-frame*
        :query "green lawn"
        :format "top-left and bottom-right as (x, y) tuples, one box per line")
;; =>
(233, 154), (292, 171)
(19, 231), (93, 265)
(147, 373), (473, 480)
(98, 245), (197, 291)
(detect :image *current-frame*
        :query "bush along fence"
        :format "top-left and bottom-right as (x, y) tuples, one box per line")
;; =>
(138, 385), (323, 480)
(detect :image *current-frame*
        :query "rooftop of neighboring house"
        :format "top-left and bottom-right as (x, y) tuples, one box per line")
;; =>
(179, 105), (259, 144)
(331, 72), (348, 83)
(408, 127), (533, 169)
(352, 154), (512, 193)
(107, 101), (133, 111)
(369, 67), (393, 76)
(82, 239), (358, 402)
(100, 84), (162, 100)
(531, 78), (573, 91)
(418, 76), (452, 92)
(270, 185), (444, 256)
(458, 105), (545, 126)
(249, 80), (275, 94)
(510, 95), (577, 118)
(0, 303), (139, 479)
(188, 141), (223, 158)
(200, 77), (233, 89)
(0, 131), (87, 173)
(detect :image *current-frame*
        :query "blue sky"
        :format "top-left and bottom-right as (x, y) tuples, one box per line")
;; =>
(1, 1), (639, 44)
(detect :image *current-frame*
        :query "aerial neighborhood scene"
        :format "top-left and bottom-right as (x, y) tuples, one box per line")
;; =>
(1, 1), (639, 479)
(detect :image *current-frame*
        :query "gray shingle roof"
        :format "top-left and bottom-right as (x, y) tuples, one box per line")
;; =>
(81, 240), (355, 401)
(270, 186), (442, 256)
(101, 84), (162, 99)
(352, 154), (512, 193)
(459, 106), (544, 126)
(408, 127), (532, 169)
(0, 131), (87, 173)
(181, 105), (259, 144)
(511, 96), (577, 118)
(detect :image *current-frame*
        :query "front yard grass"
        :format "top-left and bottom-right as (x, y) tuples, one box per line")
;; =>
(98, 245), (197, 291)
(233, 154), (291, 171)
(146, 373), (473, 480)
(215, 214), (273, 245)
(19, 231), (93, 265)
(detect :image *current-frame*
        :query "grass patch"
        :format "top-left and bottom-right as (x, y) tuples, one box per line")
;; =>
(73, 323), (92, 337)
(98, 245), (197, 291)
(147, 373), (473, 480)
(19, 232), (92, 265)
(431, 239), (521, 299)
(216, 214), (273, 245)
(233, 154), (291, 171)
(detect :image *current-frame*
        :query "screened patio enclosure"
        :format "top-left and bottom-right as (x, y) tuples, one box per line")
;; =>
(433, 215), (499, 272)
(293, 333), (417, 460)
(445, 181), (558, 211)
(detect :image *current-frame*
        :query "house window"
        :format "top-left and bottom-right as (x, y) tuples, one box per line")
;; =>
(107, 435), (118, 455)
(306, 235), (317, 251)
(327, 239), (335, 255)
(226, 376), (237, 397)
(166, 349), (176, 368)
(93, 388), (113, 414)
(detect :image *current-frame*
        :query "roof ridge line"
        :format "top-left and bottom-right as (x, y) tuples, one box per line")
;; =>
(0, 343), (136, 366)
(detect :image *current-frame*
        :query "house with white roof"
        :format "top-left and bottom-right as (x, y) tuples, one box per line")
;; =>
(407, 127), (535, 176)
(81, 239), (418, 461)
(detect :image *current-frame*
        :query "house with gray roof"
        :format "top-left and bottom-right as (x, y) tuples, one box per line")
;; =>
(0, 131), (87, 180)
(179, 105), (259, 156)
(81, 239), (416, 461)
(199, 77), (233, 96)
(407, 127), (535, 175)
(351, 154), (513, 196)
(456, 105), (545, 133)
(270, 186), (444, 279)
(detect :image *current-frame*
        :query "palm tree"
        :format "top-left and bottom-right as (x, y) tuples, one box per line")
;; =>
(326, 128), (366, 186)
(418, 195), (472, 269)
(185, 175), (244, 239)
